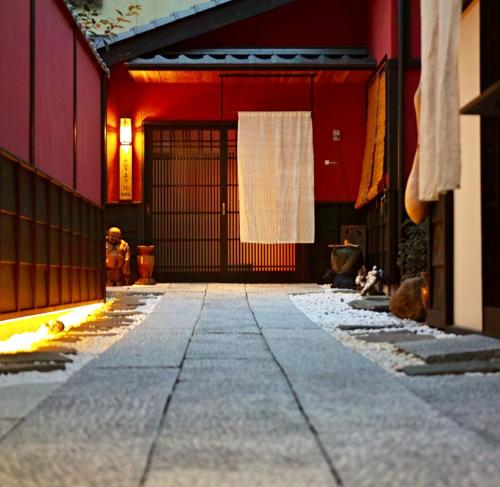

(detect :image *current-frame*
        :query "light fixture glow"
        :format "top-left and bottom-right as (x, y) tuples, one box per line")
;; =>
(120, 118), (132, 145)
(0, 302), (108, 354)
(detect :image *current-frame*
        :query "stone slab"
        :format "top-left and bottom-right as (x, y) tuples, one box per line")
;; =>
(35, 346), (77, 355)
(394, 335), (500, 363)
(0, 352), (73, 364)
(104, 310), (143, 317)
(338, 323), (404, 331)
(187, 333), (269, 360)
(355, 332), (435, 343)
(0, 382), (62, 418)
(92, 292), (203, 368)
(402, 374), (500, 444)
(399, 359), (500, 376)
(0, 367), (178, 487)
(93, 328), (192, 368)
(0, 363), (66, 374)
(348, 297), (390, 312)
(147, 357), (335, 487)
(0, 419), (17, 439)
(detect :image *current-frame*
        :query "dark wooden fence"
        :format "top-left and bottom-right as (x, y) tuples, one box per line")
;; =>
(427, 193), (454, 329)
(0, 149), (105, 320)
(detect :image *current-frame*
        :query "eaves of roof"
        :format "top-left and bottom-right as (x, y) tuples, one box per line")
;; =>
(127, 48), (376, 71)
(97, 0), (298, 66)
(94, 0), (233, 50)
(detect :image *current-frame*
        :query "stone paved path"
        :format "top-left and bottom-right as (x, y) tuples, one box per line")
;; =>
(1, 283), (500, 486)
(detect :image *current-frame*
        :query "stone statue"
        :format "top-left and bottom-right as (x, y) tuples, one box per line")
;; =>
(105, 227), (131, 286)
(360, 265), (384, 296)
(328, 240), (364, 289)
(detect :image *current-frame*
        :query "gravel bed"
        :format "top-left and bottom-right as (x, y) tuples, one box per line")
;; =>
(290, 285), (452, 375)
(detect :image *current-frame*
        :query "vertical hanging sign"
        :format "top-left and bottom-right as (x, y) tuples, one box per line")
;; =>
(119, 145), (133, 200)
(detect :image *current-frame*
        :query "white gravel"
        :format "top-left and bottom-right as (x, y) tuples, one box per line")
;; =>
(0, 294), (162, 387)
(290, 285), (451, 375)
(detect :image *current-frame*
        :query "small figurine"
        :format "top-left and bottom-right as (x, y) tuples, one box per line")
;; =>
(360, 265), (384, 296)
(355, 265), (367, 290)
(105, 227), (131, 286)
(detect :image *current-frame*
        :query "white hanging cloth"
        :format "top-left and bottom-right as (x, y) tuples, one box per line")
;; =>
(237, 111), (315, 243)
(419, 0), (462, 201)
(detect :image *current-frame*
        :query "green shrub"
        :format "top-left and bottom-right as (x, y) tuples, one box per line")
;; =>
(397, 219), (428, 280)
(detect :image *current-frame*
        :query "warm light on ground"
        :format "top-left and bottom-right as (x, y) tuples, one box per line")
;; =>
(0, 302), (108, 354)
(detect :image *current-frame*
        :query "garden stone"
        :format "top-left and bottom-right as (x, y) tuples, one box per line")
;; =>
(389, 276), (426, 321)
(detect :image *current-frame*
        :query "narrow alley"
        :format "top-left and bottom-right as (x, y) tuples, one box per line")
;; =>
(1, 284), (500, 486)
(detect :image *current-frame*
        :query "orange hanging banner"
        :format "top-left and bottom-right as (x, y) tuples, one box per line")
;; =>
(355, 70), (387, 209)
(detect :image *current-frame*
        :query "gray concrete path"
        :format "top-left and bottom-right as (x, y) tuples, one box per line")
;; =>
(1, 284), (500, 486)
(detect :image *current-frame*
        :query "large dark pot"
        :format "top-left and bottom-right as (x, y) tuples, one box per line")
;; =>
(136, 245), (156, 285)
(328, 241), (364, 289)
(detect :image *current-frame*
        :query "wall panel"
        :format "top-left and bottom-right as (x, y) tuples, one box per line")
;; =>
(35, 0), (74, 186)
(76, 42), (102, 204)
(0, 150), (105, 320)
(0, 0), (30, 161)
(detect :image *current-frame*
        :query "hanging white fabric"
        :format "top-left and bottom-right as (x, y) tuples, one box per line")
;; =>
(237, 111), (315, 243)
(419, 0), (462, 201)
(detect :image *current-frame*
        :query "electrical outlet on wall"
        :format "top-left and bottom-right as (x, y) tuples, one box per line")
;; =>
(333, 129), (341, 141)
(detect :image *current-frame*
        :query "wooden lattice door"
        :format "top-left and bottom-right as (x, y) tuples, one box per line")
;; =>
(145, 123), (304, 282)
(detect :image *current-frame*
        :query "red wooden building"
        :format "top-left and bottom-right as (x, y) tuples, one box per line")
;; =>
(100, 0), (421, 284)
(0, 0), (107, 320)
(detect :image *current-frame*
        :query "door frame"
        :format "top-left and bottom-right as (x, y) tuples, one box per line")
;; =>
(143, 121), (309, 283)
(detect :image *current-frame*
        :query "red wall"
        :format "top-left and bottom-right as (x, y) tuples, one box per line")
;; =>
(76, 42), (102, 203)
(368, 0), (398, 61)
(0, 0), (31, 161)
(179, 0), (368, 48)
(106, 66), (367, 203)
(35, 0), (74, 188)
(0, 0), (103, 205)
(409, 0), (421, 60)
(368, 0), (421, 184)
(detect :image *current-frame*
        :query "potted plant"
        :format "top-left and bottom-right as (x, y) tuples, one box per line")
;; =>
(396, 219), (429, 311)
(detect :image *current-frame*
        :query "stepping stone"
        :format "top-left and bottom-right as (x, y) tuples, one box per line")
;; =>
(104, 311), (143, 317)
(338, 323), (404, 331)
(355, 331), (435, 343)
(77, 319), (129, 331)
(0, 362), (66, 374)
(348, 296), (390, 312)
(399, 359), (500, 376)
(0, 352), (73, 364)
(36, 346), (77, 355)
(55, 333), (117, 342)
(394, 335), (500, 363)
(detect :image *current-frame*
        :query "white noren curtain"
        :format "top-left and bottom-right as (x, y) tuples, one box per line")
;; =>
(419, 0), (462, 201)
(237, 111), (315, 243)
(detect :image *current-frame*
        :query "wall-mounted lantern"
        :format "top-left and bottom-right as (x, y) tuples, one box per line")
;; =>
(119, 117), (132, 145)
(119, 118), (133, 201)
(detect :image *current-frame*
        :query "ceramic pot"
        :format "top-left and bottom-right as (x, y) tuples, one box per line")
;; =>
(136, 245), (156, 285)
(328, 242), (364, 289)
